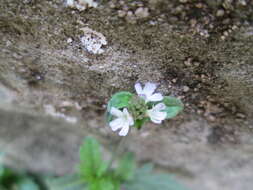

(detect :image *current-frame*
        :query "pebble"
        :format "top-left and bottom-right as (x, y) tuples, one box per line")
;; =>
(184, 58), (192, 66)
(190, 19), (197, 27)
(222, 18), (230, 24)
(149, 20), (157, 25)
(238, 0), (247, 6)
(195, 3), (204, 8)
(135, 7), (149, 18)
(236, 113), (246, 119)
(67, 38), (73, 43)
(206, 114), (216, 122)
(172, 78), (177, 83)
(118, 10), (126, 17)
(183, 86), (190, 92)
(126, 11), (137, 24)
(194, 62), (200, 67)
(6, 40), (12, 47)
(221, 35), (226, 40)
(232, 25), (238, 30)
(216, 9), (225, 17)
(223, 31), (229, 36)
(109, 2), (116, 8)
(23, 0), (32, 4)
(197, 109), (204, 114)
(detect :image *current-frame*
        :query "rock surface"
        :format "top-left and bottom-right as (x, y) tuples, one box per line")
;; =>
(0, 0), (253, 190)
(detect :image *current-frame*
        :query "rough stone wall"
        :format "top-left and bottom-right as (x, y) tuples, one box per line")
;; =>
(0, 0), (253, 190)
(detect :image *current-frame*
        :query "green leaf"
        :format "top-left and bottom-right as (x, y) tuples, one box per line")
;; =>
(45, 174), (86, 190)
(98, 179), (114, 190)
(0, 165), (6, 179)
(106, 92), (134, 123)
(89, 177), (115, 190)
(16, 177), (39, 190)
(107, 92), (134, 111)
(123, 164), (189, 190)
(115, 153), (135, 181)
(162, 96), (184, 119)
(0, 165), (41, 190)
(0, 166), (19, 188)
(134, 118), (149, 129)
(79, 137), (108, 181)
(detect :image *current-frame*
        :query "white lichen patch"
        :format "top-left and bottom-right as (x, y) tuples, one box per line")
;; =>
(44, 104), (78, 124)
(0, 84), (16, 104)
(80, 27), (107, 54)
(66, 0), (98, 11)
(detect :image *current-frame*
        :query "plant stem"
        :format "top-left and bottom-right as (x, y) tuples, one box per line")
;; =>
(107, 131), (130, 171)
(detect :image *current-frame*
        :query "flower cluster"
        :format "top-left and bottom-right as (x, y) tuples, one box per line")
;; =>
(106, 82), (183, 136)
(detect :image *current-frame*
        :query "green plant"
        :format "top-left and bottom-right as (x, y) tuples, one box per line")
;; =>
(47, 137), (135, 190)
(0, 137), (188, 190)
(1, 82), (185, 190)
(47, 137), (188, 190)
(0, 165), (41, 190)
(106, 82), (183, 135)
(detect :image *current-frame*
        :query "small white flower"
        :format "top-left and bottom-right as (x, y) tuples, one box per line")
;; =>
(109, 107), (134, 136)
(147, 103), (167, 124)
(135, 82), (163, 103)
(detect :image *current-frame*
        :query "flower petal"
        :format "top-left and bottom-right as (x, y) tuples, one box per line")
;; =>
(119, 124), (129, 136)
(122, 108), (134, 126)
(134, 83), (143, 95)
(122, 108), (129, 115)
(110, 107), (123, 117)
(154, 103), (166, 110)
(143, 83), (157, 96)
(150, 117), (163, 124)
(147, 109), (167, 124)
(128, 116), (134, 126)
(147, 110), (162, 124)
(109, 118), (124, 131)
(148, 93), (163, 102)
(154, 111), (167, 121)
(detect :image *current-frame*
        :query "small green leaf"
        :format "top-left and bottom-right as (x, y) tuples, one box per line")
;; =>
(162, 96), (184, 119)
(123, 164), (189, 190)
(115, 152), (135, 181)
(0, 166), (19, 187)
(96, 163), (108, 178)
(99, 179), (114, 190)
(89, 177), (115, 190)
(106, 92), (134, 123)
(0, 165), (6, 179)
(79, 137), (108, 181)
(45, 174), (87, 190)
(16, 177), (39, 190)
(107, 92), (134, 111)
(0, 165), (41, 190)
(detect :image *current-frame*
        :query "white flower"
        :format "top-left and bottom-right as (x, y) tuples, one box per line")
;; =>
(109, 107), (134, 136)
(147, 103), (167, 124)
(135, 82), (163, 103)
